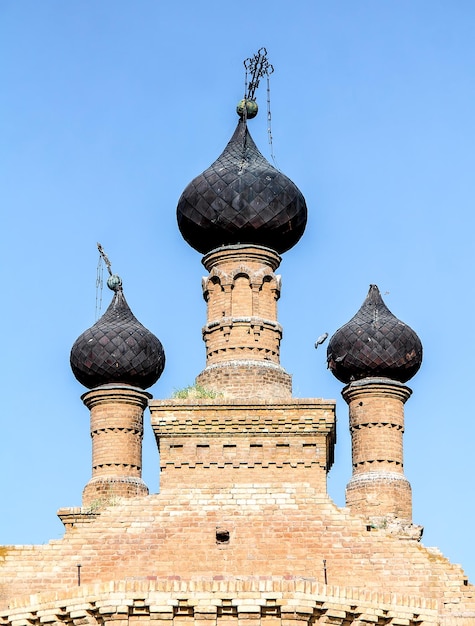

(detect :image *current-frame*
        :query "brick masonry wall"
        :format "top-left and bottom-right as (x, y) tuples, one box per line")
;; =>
(150, 398), (336, 491)
(1, 395), (474, 621)
(2, 355), (472, 621)
(1, 488), (474, 619)
(196, 362), (292, 400)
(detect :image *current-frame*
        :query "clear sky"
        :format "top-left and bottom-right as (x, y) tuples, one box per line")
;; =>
(1, 1), (474, 582)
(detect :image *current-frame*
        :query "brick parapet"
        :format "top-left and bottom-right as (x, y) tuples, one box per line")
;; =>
(150, 398), (336, 434)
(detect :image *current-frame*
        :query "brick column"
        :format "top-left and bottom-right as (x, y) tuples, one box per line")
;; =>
(81, 384), (151, 507)
(342, 377), (413, 522)
(196, 244), (292, 399)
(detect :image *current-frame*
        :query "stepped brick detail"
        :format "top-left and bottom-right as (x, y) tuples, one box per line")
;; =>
(150, 398), (336, 490)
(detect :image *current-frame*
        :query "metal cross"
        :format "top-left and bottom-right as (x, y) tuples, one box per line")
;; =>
(244, 47), (274, 101)
(97, 242), (113, 276)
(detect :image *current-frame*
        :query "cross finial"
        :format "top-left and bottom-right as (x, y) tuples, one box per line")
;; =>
(237, 47), (274, 121)
(244, 47), (274, 101)
(96, 242), (122, 293)
(97, 242), (113, 276)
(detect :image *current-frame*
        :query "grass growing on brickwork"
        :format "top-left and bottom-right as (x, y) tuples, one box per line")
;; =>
(85, 489), (120, 513)
(86, 497), (119, 513)
(171, 384), (222, 399)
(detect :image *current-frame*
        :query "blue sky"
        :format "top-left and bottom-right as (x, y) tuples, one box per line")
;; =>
(1, 1), (475, 581)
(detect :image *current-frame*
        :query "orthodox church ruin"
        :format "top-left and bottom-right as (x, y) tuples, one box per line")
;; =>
(1, 53), (474, 626)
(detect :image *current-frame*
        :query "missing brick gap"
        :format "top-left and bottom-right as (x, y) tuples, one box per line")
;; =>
(216, 528), (230, 544)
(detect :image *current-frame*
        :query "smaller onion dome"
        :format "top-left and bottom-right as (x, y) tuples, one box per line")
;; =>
(177, 119), (307, 255)
(70, 276), (165, 390)
(327, 285), (422, 384)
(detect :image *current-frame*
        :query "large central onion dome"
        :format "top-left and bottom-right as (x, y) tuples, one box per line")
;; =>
(327, 285), (422, 384)
(70, 275), (165, 390)
(177, 119), (307, 254)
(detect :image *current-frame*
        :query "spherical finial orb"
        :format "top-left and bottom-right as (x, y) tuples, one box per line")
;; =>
(107, 274), (122, 291)
(236, 99), (258, 119)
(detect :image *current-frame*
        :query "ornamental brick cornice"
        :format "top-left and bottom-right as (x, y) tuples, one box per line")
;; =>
(342, 378), (412, 405)
(150, 399), (336, 438)
(202, 245), (282, 273)
(0, 577), (441, 626)
(81, 385), (152, 410)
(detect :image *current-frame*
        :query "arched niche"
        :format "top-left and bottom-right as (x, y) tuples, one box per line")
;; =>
(231, 273), (253, 317)
(206, 275), (226, 320)
(259, 274), (280, 320)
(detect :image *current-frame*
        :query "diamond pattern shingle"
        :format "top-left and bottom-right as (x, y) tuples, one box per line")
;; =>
(177, 120), (307, 254)
(70, 288), (165, 390)
(327, 285), (422, 384)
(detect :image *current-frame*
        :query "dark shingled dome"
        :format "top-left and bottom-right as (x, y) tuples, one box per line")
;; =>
(177, 119), (307, 254)
(70, 283), (165, 390)
(327, 285), (422, 384)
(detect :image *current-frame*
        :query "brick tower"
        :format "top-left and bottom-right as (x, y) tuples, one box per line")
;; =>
(195, 244), (290, 399)
(327, 284), (423, 526)
(176, 116), (306, 401)
(70, 271), (165, 506)
(154, 84), (335, 492)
